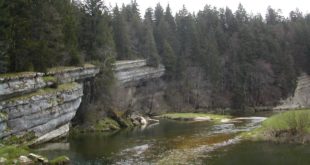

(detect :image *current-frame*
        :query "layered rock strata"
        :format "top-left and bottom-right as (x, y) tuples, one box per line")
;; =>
(0, 65), (99, 144)
(114, 60), (165, 86)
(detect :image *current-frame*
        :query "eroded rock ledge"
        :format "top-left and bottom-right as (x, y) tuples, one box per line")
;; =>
(114, 59), (165, 86)
(0, 64), (99, 145)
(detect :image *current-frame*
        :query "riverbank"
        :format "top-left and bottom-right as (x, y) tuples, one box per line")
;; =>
(159, 113), (231, 123)
(0, 144), (70, 164)
(244, 110), (310, 143)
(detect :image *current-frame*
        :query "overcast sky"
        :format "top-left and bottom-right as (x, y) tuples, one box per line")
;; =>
(105, 0), (309, 17)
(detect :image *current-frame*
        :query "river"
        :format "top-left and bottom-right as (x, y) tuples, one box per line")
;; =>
(34, 115), (310, 165)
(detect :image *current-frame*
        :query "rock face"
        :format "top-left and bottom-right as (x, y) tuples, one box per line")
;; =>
(0, 72), (46, 100)
(48, 65), (100, 84)
(0, 113), (7, 133)
(114, 60), (165, 86)
(113, 60), (167, 114)
(275, 73), (310, 110)
(0, 65), (99, 143)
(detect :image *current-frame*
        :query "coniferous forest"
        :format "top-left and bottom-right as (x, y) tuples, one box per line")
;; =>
(1, 0), (310, 111)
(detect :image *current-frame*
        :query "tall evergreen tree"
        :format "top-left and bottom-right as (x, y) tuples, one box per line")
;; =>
(143, 9), (160, 67)
(112, 5), (132, 60)
(80, 0), (115, 62)
(0, 0), (9, 73)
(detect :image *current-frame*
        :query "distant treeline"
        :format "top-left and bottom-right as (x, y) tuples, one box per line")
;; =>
(1, 0), (310, 110)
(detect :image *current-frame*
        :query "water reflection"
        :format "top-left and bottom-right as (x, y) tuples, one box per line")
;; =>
(34, 116), (310, 165)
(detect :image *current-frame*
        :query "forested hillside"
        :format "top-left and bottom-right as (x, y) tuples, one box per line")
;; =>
(1, 0), (310, 111)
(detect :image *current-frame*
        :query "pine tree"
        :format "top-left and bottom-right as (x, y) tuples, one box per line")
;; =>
(79, 0), (115, 62)
(0, 0), (9, 73)
(143, 9), (160, 67)
(162, 41), (177, 79)
(59, 0), (81, 65)
(6, 0), (33, 72)
(164, 5), (179, 52)
(112, 5), (132, 60)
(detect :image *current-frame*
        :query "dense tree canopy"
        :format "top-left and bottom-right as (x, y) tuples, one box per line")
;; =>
(1, 0), (310, 111)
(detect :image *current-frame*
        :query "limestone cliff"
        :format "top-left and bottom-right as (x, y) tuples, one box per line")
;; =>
(275, 73), (310, 110)
(0, 65), (99, 144)
(0, 60), (165, 144)
(113, 60), (167, 114)
(114, 60), (165, 87)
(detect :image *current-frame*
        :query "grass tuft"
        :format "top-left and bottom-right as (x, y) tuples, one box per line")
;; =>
(0, 145), (29, 163)
(244, 110), (310, 142)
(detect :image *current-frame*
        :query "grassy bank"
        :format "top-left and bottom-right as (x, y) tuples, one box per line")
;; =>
(0, 145), (29, 163)
(160, 113), (230, 122)
(244, 110), (310, 143)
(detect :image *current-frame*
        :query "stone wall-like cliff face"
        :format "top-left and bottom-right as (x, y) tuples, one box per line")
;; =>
(0, 65), (99, 144)
(275, 73), (310, 110)
(114, 60), (165, 87)
(0, 83), (82, 137)
(113, 60), (167, 114)
(0, 73), (47, 100)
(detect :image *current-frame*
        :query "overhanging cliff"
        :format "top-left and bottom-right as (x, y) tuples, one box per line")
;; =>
(114, 60), (165, 87)
(112, 60), (167, 114)
(0, 65), (99, 144)
(0, 60), (166, 144)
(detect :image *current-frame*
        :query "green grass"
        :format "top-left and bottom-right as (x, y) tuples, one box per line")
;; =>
(160, 113), (230, 122)
(244, 110), (310, 142)
(47, 66), (79, 73)
(261, 110), (310, 133)
(0, 145), (29, 163)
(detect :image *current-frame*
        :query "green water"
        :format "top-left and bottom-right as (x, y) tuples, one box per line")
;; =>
(207, 142), (310, 165)
(34, 117), (310, 164)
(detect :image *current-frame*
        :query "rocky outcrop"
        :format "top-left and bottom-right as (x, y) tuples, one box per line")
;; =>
(114, 60), (165, 86)
(31, 124), (70, 146)
(275, 73), (310, 110)
(0, 83), (82, 138)
(47, 64), (100, 84)
(112, 60), (167, 114)
(0, 64), (99, 144)
(0, 72), (47, 100)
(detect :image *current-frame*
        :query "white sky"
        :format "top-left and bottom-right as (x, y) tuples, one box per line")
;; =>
(105, 0), (310, 17)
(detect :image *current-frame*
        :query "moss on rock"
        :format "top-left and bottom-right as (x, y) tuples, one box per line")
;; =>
(0, 72), (38, 80)
(0, 145), (29, 164)
(43, 76), (57, 84)
(95, 118), (121, 131)
(49, 156), (70, 165)
(4, 82), (80, 103)
(3, 132), (36, 145)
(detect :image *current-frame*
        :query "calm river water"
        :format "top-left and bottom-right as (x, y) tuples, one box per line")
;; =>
(34, 115), (310, 165)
